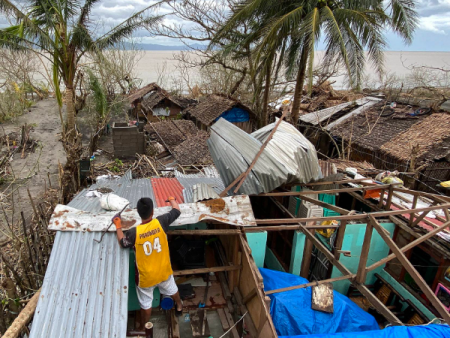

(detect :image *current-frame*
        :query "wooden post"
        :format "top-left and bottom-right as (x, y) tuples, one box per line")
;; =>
(228, 236), (240, 292)
(334, 221), (347, 260)
(369, 215), (450, 324)
(300, 228), (315, 279)
(355, 221), (373, 284)
(378, 189), (385, 208)
(409, 195), (418, 226)
(385, 185), (394, 210)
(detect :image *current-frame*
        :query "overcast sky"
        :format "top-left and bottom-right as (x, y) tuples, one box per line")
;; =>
(2, 0), (450, 51)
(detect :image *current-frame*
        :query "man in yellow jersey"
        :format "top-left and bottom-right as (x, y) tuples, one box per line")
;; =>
(114, 196), (183, 332)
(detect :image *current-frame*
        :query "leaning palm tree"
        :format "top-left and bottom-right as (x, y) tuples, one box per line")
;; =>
(0, 0), (163, 135)
(0, 0), (163, 198)
(213, 0), (418, 123)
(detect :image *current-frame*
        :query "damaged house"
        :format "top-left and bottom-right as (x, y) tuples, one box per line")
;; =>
(128, 83), (192, 123)
(185, 94), (256, 132)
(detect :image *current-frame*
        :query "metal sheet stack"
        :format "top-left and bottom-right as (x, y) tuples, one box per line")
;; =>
(207, 118), (322, 195)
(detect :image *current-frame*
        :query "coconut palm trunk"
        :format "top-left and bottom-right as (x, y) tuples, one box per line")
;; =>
(291, 46), (309, 123)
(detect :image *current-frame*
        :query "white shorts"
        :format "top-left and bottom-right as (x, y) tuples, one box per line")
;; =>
(136, 275), (178, 310)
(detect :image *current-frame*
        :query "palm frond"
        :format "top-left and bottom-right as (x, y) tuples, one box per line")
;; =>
(78, 0), (101, 27)
(389, 0), (418, 43)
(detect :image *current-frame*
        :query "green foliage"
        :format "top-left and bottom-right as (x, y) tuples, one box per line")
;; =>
(110, 158), (123, 172)
(213, 0), (418, 92)
(0, 0), (164, 131)
(0, 85), (31, 122)
(87, 69), (107, 119)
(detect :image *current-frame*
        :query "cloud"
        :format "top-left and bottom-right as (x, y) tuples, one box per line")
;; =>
(418, 13), (450, 34)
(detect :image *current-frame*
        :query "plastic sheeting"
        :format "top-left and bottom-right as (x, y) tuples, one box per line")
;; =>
(216, 107), (250, 123)
(282, 324), (450, 338)
(252, 119), (322, 184)
(259, 268), (379, 337)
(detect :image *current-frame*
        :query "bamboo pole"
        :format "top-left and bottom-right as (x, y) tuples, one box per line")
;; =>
(3, 290), (40, 338)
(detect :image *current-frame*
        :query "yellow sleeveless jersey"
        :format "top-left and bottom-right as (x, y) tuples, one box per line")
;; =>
(135, 218), (173, 288)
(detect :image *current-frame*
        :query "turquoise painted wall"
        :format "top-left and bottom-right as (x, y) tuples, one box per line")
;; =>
(289, 231), (306, 275)
(378, 269), (436, 320)
(331, 222), (395, 295)
(247, 232), (267, 268)
(265, 248), (286, 272)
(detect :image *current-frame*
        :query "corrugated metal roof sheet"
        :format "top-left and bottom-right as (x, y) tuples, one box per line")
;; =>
(208, 118), (290, 195)
(325, 97), (381, 131)
(151, 177), (184, 207)
(69, 178), (154, 212)
(29, 172), (154, 338)
(299, 101), (356, 124)
(174, 166), (222, 178)
(298, 97), (382, 130)
(252, 120), (321, 185)
(29, 232), (128, 338)
(177, 177), (225, 203)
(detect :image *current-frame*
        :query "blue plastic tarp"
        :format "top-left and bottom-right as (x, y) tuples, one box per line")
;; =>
(281, 324), (450, 338)
(259, 268), (379, 336)
(216, 107), (249, 123)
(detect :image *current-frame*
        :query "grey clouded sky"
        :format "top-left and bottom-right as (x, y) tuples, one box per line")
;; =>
(2, 0), (450, 51)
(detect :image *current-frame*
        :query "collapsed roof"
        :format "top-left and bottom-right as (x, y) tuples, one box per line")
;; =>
(207, 118), (321, 195)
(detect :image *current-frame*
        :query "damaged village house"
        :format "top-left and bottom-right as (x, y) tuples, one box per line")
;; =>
(5, 90), (450, 338)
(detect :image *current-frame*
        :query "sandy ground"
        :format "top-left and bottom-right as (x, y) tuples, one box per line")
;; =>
(0, 98), (66, 245)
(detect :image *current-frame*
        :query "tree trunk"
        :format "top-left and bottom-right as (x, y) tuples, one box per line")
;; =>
(262, 57), (274, 127)
(65, 86), (76, 138)
(291, 46), (309, 124)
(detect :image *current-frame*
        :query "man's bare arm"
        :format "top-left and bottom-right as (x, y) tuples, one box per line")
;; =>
(168, 196), (180, 211)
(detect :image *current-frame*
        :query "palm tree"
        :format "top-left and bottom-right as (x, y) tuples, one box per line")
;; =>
(0, 0), (163, 198)
(0, 0), (163, 136)
(214, 0), (417, 123)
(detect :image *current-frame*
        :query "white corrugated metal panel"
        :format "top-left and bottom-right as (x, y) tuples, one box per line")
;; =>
(299, 101), (355, 124)
(208, 118), (290, 195)
(29, 231), (128, 338)
(49, 195), (257, 231)
(325, 97), (382, 131)
(251, 120), (321, 185)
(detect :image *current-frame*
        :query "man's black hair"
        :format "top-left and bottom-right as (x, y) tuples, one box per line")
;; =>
(137, 198), (154, 220)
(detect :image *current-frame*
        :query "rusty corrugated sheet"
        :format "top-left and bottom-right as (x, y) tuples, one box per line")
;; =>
(151, 177), (184, 207)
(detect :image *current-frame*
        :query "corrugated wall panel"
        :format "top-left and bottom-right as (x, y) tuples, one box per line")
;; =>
(30, 232), (128, 338)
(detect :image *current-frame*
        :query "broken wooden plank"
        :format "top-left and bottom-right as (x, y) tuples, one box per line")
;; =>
(189, 310), (211, 337)
(355, 222), (373, 284)
(217, 308), (230, 331)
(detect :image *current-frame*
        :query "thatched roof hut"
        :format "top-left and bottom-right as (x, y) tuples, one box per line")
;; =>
(185, 94), (256, 132)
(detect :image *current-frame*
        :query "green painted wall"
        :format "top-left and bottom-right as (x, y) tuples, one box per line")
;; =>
(247, 232), (267, 268)
(265, 248), (286, 272)
(289, 231), (306, 275)
(331, 222), (395, 295)
(379, 269), (436, 320)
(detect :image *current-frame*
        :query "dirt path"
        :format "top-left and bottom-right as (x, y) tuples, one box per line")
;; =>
(1, 98), (65, 245)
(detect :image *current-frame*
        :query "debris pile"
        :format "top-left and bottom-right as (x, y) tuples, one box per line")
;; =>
(145, 120), (198, 151)
(173, 131), (212, 165)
